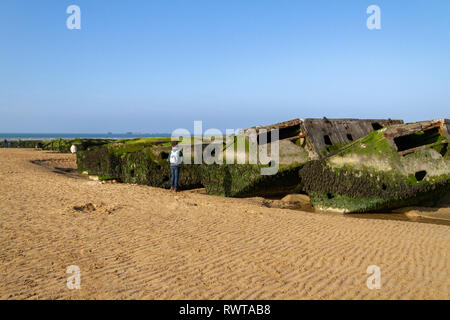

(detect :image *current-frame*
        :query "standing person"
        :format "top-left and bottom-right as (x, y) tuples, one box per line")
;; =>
(169, 141), (183, 192)
(3, 139), (6, 148)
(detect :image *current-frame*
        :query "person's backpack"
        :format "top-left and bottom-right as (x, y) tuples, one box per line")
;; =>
(169, 148), (182, 165)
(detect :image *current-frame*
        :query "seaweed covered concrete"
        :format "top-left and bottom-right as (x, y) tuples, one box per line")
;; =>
(2, 138), (114, 153)
(299, 119), (450, 212)
(241, 118), (403, 159)
(76, 138), (203, 190)
(209, 118), (402, 197)
(201, 163), (303, 197)
(76, 118), (403, 197)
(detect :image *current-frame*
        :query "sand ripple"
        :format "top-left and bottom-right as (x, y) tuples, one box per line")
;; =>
(0, 149), (449, 299)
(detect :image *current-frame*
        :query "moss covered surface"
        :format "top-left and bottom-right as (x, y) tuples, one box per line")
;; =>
(5, 140), (44, 149)
(337, 130), (395, 159)
(77, 142), (202, 190)
(107, 137), (172, 156)
(3, 139), (113, 153)
(299, 128), (450, 212)
(300, 160), (449, 212)
(77, 137), (306, 195)
(320, 142), (350, 157)
(201, 163), (303, 197)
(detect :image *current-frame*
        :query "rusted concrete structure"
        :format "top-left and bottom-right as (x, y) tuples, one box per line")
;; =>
(299, 119), (450, 213)
(383, 119), (449, 155)
(241, 118), (403, 160)
(204, 118), (403, 197)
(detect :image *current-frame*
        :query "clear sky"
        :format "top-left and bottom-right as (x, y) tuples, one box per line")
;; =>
(1, 0), (449, 133)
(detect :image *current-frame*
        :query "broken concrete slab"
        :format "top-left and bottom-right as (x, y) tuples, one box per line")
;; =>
(76, 137), (203, 190)
(208, 118), (402, 197)
(241, 118), (403, 159)
(299, 119), (450, 213)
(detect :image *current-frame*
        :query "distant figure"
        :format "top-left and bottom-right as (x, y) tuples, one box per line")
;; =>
(169, 141), (183, 192)
(3, 139), (6, 148)
(70, 144), (78, 154)
(7, 141), (11, 148)
(17, 139), (21, 148)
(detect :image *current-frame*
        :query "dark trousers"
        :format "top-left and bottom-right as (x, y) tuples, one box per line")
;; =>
(170, 166), (180, 188)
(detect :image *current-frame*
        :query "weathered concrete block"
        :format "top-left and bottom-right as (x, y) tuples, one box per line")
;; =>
(299, 119), (450, 213)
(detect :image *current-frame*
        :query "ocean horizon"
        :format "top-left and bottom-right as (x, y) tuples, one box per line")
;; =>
(0, 133), (171, 141)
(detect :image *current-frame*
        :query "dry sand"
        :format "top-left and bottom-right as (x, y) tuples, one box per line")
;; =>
(0, 149), (449, 300)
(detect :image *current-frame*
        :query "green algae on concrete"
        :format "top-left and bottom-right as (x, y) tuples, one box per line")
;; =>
(43, 138), (113, 153)
(204, 133), (309, 197)
(299, 119), (450, 213)
(76, 138), (202, 190)
(75, 118), (407, 198)
(77, 133), (307, 195)
(4, 138), (113, 153)
(201, 163), (304, 197)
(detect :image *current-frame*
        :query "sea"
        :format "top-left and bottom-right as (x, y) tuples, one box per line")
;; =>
(0, 133), (171, 141)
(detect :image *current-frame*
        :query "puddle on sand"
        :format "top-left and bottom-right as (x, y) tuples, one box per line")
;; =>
(259, 193), (450, 226)
(190, 190), (450, 226)
(331, 211), (450, 226)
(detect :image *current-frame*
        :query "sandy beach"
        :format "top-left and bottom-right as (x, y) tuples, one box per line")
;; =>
(0, 149), (449, 299)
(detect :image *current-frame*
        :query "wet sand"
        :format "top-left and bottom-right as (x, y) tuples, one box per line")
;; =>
(256, 193), (450, 226)
(0, 149), (449, 299)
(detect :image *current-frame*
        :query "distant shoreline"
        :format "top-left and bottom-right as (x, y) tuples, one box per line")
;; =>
(0, 133), (171, 141)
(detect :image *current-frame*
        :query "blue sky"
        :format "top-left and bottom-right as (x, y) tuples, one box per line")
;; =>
(0, 0), (449, 133)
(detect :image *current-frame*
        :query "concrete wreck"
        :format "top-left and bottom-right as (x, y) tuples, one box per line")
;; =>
(76, 137), (204, 190)
(75, 118), (402, 198)
(299, 119), (450, 213)
(239, 118), (403, 159)
(74, 118), (449, 213)
(4, 113), (445, 215)
(203, 118), (403, 197)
